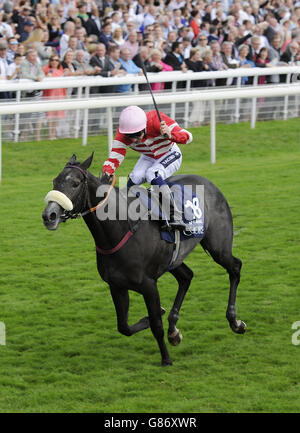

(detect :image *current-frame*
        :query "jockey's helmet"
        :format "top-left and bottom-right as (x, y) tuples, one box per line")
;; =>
(119, 106), (147, 134)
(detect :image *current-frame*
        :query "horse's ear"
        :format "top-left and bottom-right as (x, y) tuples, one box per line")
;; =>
(67, 154), (77, 165)
(80, 152), (94, 171)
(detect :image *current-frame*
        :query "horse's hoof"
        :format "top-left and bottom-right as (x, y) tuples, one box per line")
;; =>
(162, 358), (173, 367)
(168, 328), (183, 346)
(231, 320), (247, 334)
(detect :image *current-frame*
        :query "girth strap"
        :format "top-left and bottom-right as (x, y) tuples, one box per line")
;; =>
(95, 230), (134, 255)
(168, 229), (181, 270)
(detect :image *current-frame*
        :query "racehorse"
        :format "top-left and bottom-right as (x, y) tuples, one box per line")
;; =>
(42, 153), (246, 366)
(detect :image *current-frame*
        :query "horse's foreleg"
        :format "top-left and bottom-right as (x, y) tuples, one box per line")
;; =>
(168, 263), (193, 346)
(142, 280), (172, 366)
(110, 286), (151, 336)
(226, 256), (247, 334)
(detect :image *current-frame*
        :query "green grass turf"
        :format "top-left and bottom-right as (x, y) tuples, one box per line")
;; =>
(0, 119), (299, 413)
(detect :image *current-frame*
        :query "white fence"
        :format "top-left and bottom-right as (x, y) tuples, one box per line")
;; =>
(0, 66), (300, 141)
(0, 66), (300, 182)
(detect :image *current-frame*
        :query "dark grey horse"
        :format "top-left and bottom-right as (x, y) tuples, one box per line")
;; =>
(42, 154), (246, 366)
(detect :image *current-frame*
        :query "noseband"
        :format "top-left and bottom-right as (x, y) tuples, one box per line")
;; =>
(46, 164), (117, 221)
(59, 164), (89, 221)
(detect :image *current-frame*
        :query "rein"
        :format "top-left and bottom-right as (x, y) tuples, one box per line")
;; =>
(95, 230), (134, 255)
(81, 173), (117, 217)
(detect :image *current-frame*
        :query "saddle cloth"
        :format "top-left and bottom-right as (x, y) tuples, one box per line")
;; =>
(129, 182), (206, 242)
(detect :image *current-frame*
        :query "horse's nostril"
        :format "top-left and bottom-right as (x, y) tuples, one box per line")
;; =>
(43, 202), (63, 229)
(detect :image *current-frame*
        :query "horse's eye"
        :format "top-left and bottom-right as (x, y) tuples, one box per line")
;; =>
(72, 181), (80, 188)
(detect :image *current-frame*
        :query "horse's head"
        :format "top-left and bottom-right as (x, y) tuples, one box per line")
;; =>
(42, 153), (94, 230)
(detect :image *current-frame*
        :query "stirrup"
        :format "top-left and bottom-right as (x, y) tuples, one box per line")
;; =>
(161, 219), (186, 232)
(169, 220), (186, 231)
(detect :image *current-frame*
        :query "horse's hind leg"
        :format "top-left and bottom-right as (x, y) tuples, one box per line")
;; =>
(110, 286), (165, 336)
(211, 251), (246, 334)
(168, 263), (193, 346)
(225, 256), (246, 334)
(201, 232), (246, 334)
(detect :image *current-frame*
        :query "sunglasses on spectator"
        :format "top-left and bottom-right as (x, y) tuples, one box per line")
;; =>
(199, 38), (207, 41)
(51, 58), (60, 61)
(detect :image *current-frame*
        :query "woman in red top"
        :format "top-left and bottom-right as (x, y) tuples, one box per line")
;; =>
(256, 47), (271, 85)
(190, 10), (201, 43)
(42, 55), (67, 140)
(149, 49), (173, 91)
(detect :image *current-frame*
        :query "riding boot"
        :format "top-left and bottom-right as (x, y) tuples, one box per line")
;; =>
(151, 176), (186, 231)
(127, 177), (135, 189)
(167, 189), (186, 231)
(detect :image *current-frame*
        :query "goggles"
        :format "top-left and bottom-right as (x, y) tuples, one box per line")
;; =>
(125, 130), (144, 139)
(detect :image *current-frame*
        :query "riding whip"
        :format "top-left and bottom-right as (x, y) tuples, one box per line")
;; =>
(138, 54), (162, 123)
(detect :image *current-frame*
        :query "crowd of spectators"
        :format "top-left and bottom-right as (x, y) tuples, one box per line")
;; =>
(0, 0), (299, 87)
(0, 0), (300, 137)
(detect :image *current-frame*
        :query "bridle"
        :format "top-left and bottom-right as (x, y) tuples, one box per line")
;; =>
(60, 165), (117, 221)
(47, 164), (137, 255)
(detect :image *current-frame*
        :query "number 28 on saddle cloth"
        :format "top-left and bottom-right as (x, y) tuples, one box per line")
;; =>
(160, 182), (206, 243)
(130, 182), (206, 242)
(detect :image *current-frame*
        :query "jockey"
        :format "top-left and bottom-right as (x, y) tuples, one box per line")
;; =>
(102, 105), (193, 229)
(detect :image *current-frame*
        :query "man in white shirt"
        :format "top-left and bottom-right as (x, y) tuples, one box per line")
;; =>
(7, 53), (22, 80)
(0, 13), (14, 38)
(6, 37), (18, 64)
(143, 5), (157, 27)
(60, 35), (78, 60)
(0, 39), (11, 105)
(59, 21), (75, 59)
(0, 40), (9, 83)
(111, 11), (122, 33)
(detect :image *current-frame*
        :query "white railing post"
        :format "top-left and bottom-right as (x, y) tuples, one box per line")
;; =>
(133, 83), (139, 94)
(251, 75), (258, 129)
(234, 76), (241, 123)
(210, 100), (216, 164)
(82, 87), (90, 146)
(184, 79), (191, 128)
(14, 90), (21, 142)
(74, 87), (83, 139)
(171, 81), (176, 119)
(0, 115), (2, 183)
(283, 73), (291, 121)
(107, 106), (113, 153)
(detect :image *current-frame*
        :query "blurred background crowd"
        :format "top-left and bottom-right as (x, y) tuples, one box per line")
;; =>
(0, 0), (299, 139)
(0, 0), (299, 86)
